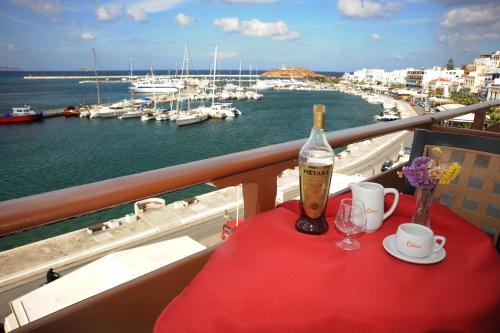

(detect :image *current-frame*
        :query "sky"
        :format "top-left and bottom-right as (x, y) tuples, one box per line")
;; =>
(0, 0), (499, 72)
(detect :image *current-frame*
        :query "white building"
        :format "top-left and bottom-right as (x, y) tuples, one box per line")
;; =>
(487, 78), (500, 101)
(421, 66), (464, 92)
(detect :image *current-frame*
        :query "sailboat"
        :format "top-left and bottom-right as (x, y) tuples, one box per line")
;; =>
(80, 48), (101, 118)
(246, 64), (263, 100)
(175, 43), (208, 126)
(199, 47), (240, 119)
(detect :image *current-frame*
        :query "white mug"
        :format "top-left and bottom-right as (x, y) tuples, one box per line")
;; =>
(349, 182), (399, 232)
(395, 223), (446, 258)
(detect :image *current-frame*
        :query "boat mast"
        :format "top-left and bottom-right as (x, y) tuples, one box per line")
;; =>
(212, 46), (217, 105)
(129, 56), (133, 78)
(238, 60), (242, 89)
(151, 66), (157, 110)
(176, 42), (188, 112)
(186, 42), (190, 110)
(249, 64), (252, 88)
(92, 48), (100, 105)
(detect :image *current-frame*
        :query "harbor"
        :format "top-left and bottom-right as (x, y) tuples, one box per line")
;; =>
(0, 81), (417, 321)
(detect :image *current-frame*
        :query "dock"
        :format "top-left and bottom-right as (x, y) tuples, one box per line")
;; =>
(24, 74), (261, 80)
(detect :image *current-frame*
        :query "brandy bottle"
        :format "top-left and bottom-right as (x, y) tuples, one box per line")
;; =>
(296, 104), (334, 235)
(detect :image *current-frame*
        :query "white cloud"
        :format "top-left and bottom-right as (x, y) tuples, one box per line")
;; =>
(175, 13), (194, 25)
(437, 3), (500, 51)
(437, 31), (500, 51)
(214, 17), (240, 32)
(10, 0), (62, 16)
(7, 44), (16, 52)
(126, 0), (181, 22)
(394, 54), (402, 59)
(441, 4), (500, 27)
(96, 3), (123, 22)
(371, 32), (383, 40)
(337, 0), (402, 19)
(81, 32), (96, 40)
(214, 17), (301, 41)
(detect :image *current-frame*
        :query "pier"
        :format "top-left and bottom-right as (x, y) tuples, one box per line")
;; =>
(24, 74), (261, 80)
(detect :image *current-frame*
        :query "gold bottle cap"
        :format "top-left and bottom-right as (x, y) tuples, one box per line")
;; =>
(312, 104), (326, 129)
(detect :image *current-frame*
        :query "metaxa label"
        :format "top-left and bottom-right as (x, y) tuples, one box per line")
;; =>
(300, 164), (333, 218)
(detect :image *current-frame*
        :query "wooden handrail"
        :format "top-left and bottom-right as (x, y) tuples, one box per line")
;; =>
(0, 100), (498, 237)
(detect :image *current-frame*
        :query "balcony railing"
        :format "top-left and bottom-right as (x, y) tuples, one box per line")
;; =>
(1, 100), (498, 238)
(1, 100), (499, 333)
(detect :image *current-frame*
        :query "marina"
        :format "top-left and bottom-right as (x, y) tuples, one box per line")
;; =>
(0, 74), (418, 323)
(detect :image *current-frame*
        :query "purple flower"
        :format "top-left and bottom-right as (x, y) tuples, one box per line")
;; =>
(402, 156), (437, 190)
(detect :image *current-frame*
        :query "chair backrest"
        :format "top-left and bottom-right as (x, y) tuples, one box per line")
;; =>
(405, 129), (500, 248)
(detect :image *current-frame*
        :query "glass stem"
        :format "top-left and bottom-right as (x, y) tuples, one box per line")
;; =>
(345, 233), (353, 244)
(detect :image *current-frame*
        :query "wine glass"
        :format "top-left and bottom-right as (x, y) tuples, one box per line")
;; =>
(334, 198), (367, 250)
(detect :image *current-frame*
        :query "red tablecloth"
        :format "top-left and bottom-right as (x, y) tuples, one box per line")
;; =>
(154, 194), (500, 333)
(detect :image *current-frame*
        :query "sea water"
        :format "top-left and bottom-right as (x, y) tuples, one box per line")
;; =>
(0, 71), (383, 250)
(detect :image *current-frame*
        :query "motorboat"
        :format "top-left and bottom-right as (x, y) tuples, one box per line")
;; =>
(90, 105), (132, 119)
(246, 91), (263, 100)
(0, 105), (43, 124)
(155, 112), (170, 121)
(118, 109), (143, 119)
(141, 113), (156, 121)
(175, 110), (208, 126)
(374, 111), (400, 121)
(199, 102), (239, 118)
(63, 105), (80, 117)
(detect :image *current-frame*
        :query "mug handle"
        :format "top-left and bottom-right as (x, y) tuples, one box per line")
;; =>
(433, 236), (446, 253)
(383, 188), (400, 221)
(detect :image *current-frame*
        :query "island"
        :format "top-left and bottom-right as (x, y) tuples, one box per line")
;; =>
(261, 66), (326, 79)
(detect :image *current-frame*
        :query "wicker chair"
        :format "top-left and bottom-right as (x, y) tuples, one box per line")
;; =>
(404, 129), (500, 250)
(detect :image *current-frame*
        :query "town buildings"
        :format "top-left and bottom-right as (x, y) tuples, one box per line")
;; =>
(342, 50), (500, 101)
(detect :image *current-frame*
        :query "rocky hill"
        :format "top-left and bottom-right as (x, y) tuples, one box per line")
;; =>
(261, 67), (325, 78)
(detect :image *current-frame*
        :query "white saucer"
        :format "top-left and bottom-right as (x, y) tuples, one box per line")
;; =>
(383, 235), (446, 265)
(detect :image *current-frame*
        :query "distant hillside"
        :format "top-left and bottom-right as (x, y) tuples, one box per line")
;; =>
(0, 67), (22, 71)
(261, 67), (325, 78)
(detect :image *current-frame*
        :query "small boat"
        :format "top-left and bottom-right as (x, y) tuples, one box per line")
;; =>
(374, 111), (400, 121)
(141, 113), (156, 121)
(155, 112), (170, 121)
(175, 110), (208, 126)
(118, 109), (143, 119)
(0, 105), (43, 124)
(63, 105), (80, 117)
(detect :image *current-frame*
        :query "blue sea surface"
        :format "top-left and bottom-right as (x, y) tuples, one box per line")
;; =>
(0, 71), (380, 251)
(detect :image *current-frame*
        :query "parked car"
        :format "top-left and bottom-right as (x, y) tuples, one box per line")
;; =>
(381, 160), (394, 172)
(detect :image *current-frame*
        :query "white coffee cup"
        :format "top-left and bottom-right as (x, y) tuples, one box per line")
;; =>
(395, 223), (446, 258)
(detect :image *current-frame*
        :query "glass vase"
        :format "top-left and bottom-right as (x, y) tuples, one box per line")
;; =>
(411, 187), (436, 228)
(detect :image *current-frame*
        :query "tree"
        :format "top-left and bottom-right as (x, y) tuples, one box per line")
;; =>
(450, 90), (478, 105)
(488, 106), (500, 124)
(446, 58), (455, 70)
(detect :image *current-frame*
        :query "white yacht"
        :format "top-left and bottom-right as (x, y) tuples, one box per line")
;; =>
(175, 110), (208, 126)
(90, 104), (132, 119)
(374, 110), (400, 121)
(129, 78), (183, 94)
(155, 112), (170, 121)
(141, 113), (156, 121)
(118, 109), (143, 119)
